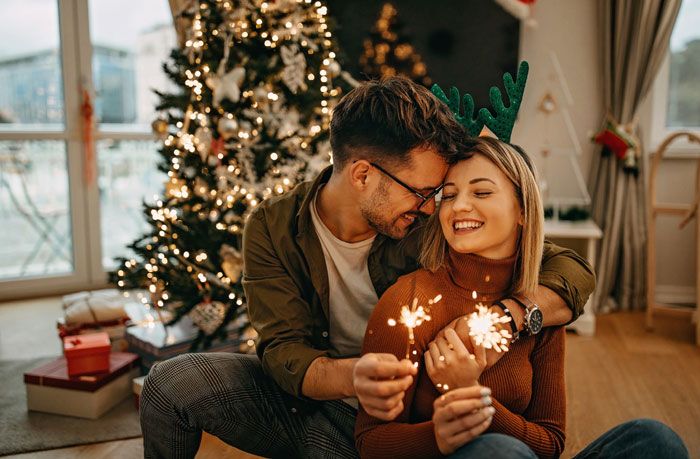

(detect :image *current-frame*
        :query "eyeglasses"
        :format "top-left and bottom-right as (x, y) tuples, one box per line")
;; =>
(369, 162), (444, 210)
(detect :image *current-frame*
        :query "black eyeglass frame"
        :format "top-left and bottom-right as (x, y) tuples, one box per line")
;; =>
(369, 162), (445, 210)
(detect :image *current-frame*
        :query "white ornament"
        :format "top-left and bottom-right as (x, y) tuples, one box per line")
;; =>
(207, 66), (246, 106)
(280, 45), (307, 93)
(194, 127), (213, 161)
(218, 117), (239, 140)
(189, 300), (229, 335)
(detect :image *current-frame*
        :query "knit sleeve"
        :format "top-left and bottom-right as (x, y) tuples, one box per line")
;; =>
(487, 327), (566, 459)
(354, 274), (443, 459)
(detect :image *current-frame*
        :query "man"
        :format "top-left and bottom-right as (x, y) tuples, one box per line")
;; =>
(140, 76), (594, 458)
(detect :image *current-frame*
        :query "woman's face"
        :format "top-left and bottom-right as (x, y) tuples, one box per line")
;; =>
(439, 153), (522, 259)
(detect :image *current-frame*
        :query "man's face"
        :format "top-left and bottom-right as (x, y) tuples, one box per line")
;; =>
(359, 147), (448, 239)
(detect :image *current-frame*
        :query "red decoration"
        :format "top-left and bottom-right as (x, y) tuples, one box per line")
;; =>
(80, 88), (96, 187)
(210, 137), (226, 156)
(594, 124), (634, 159)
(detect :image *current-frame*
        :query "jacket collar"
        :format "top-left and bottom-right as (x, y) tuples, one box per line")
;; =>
(296, 166), (333, 236)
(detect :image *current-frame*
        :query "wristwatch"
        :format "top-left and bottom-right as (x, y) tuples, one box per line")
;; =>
(508, 297), (543, 336)
(492, 300), (520, 342)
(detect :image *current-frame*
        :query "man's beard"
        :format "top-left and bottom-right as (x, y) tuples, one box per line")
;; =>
(359, 179), (423, 240)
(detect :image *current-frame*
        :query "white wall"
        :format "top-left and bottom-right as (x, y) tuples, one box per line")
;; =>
(514, 0), (696, 304)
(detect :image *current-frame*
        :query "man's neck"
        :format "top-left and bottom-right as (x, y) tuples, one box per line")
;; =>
(315, 174), (376, 243)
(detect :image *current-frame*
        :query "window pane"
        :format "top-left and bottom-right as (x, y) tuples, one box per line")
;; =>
(0, 0), (64, 129)
(98, 140), (163, 270)
(89, 0), (176, 130)
(667, 0), (700, 128)
(0, 141), (73, 279)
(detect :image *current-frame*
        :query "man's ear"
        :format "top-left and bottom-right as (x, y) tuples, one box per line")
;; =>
(349, 160), (372, 189)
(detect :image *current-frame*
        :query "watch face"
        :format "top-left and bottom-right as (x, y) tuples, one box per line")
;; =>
(528, 308), (544, 334)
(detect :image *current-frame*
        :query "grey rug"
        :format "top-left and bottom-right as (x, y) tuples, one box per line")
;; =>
(0, 357), (142, 456)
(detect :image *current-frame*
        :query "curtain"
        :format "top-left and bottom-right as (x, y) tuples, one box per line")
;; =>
(589, 0), (681, 313)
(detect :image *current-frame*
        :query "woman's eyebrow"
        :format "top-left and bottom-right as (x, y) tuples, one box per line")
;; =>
(468, 178), (496, 185)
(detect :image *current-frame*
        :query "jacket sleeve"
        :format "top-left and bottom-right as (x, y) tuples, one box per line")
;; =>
(242, 207), (328, 399)
(487, 327), (567, 459)
(539, 240), (596, 322)
(354, 277), (443, 459)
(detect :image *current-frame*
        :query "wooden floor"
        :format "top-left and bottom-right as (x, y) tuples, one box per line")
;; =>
(2, 297), (698, 458)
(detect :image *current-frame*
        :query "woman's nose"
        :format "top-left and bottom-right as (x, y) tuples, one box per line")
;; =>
(451, 195), (474, 212)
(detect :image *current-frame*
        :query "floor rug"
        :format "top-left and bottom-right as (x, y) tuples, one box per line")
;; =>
(0, 357), (142, 455)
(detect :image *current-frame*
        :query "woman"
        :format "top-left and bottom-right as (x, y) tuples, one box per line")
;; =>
(355, 136), (563, 458)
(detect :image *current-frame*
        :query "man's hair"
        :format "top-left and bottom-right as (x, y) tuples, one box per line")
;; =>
(329, 76), (470, 170)
(419, 136), (544, 297)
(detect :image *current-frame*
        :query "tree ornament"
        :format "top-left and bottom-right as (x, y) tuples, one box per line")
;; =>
(281, 44), (307, 93)
(220, 244), (244, 282)
(151, 118), (169, 138)
(207, 66), (246, 106)
(194, 127), (213, 161)
(189, 300), (229, 335)
(217, 117), (239, 139)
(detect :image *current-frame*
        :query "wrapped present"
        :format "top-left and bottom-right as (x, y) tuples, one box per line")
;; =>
(63, 332), (111, 376)
(126, 316), (244, 372)
(133, 375), (146, 410)
(24, 352), (140, 419)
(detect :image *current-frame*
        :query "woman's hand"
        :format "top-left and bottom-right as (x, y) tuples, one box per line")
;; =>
(433, 386), (495, 455)
(425, 328), (487, 392)
(435, 312), (511, 369)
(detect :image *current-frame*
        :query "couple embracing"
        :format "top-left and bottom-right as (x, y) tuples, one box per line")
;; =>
(140, 69), (687, 459)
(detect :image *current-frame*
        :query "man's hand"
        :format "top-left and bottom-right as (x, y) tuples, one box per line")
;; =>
(433, 386), (495, 455)
(425, 328), (487, 392)
(353, 353), (417, 421)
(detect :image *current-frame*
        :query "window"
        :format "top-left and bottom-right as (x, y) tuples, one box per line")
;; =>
(667, 0), (700, 129)
(646, 0), (700, 153)
(0, 0), (174, 299)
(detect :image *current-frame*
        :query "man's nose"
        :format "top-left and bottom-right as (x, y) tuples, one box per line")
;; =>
(419, 198), (437, 215)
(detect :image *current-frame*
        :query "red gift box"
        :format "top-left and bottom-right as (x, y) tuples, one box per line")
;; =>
(63, 332), (111, 376)
(24, 352), (140, 419)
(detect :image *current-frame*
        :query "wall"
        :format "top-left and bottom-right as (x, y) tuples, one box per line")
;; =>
(516, 0), (696, 303)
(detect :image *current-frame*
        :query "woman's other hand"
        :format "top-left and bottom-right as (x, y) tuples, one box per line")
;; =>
(425, 328), (487, 392)
(433, 386), (495, 455)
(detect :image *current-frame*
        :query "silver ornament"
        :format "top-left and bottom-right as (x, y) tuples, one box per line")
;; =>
(218, 117), (239, 140)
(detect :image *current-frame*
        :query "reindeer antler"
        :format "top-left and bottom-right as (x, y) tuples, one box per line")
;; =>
(478, 61), (529, 143)
(431, 84), (484, 137)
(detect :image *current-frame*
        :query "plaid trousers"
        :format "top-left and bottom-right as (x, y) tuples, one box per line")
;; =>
(140, 352), (358, 459)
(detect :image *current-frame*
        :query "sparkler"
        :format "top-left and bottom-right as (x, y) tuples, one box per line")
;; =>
(467, 290), (512, 353)
(388, 294), (442, 361)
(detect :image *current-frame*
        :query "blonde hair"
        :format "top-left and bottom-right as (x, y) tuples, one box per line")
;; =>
(419, 136), (544, 297)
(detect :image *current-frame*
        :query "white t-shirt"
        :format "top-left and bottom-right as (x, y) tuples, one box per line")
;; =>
(309, 190), (379, 359)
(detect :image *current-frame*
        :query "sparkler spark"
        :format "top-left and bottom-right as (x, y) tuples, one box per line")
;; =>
(388, 294), (442, 359)
(467, 303), (512, 353)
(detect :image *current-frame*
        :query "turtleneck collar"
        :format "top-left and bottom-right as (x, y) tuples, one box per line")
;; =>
(445, 248), (516, 297)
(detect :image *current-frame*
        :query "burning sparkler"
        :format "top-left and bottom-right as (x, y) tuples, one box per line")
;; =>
(388, 294), (442, 360)
(466, 293), (512, 353)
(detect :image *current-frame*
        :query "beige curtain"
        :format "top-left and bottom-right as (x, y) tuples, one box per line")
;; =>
(589, 0), (681, 313)
(168, 0), (194, 48)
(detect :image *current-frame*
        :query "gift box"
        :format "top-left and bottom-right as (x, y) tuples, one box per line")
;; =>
(63, 332), (111, 376)
(126, 316), (246, 372)
(24, 352), (140, 419)
(133, 375), (146, 410)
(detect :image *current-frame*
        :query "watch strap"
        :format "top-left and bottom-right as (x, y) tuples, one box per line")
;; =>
(492, 300), (520, 342)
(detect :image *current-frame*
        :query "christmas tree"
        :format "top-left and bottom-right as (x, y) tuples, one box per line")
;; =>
(358, 3), (430, 86)
(110, 0), (351, 347)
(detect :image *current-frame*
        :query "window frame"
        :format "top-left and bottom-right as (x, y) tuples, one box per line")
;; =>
(0, 0), (158, 300)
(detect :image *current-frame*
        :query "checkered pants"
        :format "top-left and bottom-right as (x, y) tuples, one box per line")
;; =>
(140, 352), (358, 459)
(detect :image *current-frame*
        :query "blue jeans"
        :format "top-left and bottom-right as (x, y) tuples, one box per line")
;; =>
(573, 418), (688, 459)
(448, 419), (688, 459)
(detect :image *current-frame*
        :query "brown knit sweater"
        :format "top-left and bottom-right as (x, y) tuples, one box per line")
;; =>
(355, 249), (566, 459)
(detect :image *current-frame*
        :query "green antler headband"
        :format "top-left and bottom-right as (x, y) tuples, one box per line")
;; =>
(431, 61), (529, 143)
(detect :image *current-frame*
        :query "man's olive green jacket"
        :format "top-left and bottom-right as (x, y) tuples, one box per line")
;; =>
(242, 167), (595, 400)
